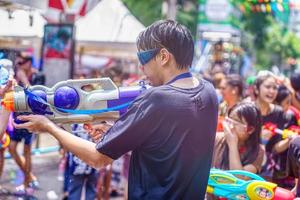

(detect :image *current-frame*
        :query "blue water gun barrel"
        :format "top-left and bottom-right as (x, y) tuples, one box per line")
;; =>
(107, 85), (147, 115)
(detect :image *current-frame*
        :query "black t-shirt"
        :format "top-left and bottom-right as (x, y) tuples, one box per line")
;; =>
(285, 109), (298, 128)
(96, 80), (218, 200)
(261, 105), (297, 179)
(262, 105), (288, 153)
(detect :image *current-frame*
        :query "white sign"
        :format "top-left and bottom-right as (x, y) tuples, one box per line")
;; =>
(205, 0), (232, 22)
(43, 59), (71, 87)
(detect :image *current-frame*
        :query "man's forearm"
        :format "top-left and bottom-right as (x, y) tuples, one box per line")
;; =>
(48, 123), (113, 169)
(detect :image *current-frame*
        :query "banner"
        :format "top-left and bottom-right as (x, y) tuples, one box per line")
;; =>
(41, 24), (75, 86)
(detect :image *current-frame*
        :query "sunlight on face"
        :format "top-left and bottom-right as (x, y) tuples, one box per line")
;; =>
(258, 77), (278, 104)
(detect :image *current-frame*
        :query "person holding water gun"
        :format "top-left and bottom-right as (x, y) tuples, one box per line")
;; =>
(254, 71), (297, 189)
(12, 20), (219, 200)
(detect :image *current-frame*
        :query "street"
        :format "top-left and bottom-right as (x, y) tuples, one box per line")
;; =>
(0, 135), (63, 200)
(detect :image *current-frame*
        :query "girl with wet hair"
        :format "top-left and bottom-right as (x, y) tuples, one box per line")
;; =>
(274, 85), (299, 127)
(254, 72), (296, 188)
(213, 102), (265, 173)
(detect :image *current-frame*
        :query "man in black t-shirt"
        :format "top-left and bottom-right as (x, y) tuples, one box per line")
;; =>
(14, 20), (218, 199)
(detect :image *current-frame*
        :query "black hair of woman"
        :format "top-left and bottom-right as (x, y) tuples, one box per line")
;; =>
(218, 102), (262, 169)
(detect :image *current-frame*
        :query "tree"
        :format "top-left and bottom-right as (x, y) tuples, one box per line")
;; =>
(122, 0), (198, 36)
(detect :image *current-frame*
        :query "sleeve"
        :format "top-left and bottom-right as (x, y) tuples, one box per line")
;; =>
(211, 133), (225, 168)
(284, 111), (298, 128)
(266, 134), (282, 153)
(286, 137), (300, 178)
(251, 145), (265, 172)
(266, 108), (288, 152)
(96, 90), (161, 160)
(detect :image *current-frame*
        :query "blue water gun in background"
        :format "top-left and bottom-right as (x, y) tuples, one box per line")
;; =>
(207, 168), (295, 200)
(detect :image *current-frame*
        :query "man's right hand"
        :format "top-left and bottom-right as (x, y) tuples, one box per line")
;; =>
(86, 123), (112, 143)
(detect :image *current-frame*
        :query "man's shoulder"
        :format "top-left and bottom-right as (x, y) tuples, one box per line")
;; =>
(138, 85), (173, 99)
(149, 78), (215, 93)
(136, 79), (217, 104)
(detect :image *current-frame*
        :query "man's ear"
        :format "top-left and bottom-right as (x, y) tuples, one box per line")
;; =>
(159, 48), (170, 66)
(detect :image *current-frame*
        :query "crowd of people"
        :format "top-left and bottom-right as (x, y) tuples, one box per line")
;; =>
(203, 68), (300, 198)
(2, 19), (300, 200)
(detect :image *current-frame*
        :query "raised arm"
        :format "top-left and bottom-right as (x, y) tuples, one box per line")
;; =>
(14, 115), (113, 169)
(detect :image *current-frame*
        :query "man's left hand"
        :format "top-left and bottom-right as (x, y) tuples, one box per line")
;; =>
(13, 115), (55, 133)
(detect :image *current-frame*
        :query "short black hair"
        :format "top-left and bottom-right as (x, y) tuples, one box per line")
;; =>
(290, 73), (300, 91)
(275, 85), (291, 104)
(226, 74), (244, 97)
(137, 20), (194, 69)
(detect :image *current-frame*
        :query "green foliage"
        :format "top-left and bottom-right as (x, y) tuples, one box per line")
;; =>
(176, 1), (198, 36)
(122, 0), (300, 70)
(241, 12), (272, 50)
(122, 0), (162, 26)
(253, 20), (300, 69)
(255, 49), (272, 70)
(121, 0), (198, 36)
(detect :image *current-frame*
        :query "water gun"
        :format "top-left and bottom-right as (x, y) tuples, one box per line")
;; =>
(0, 132), (10, 148)
(263, 122), (300, 139)
(207, 168), (295, 200)
(1, 78), (149, 125)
